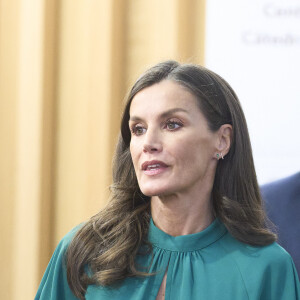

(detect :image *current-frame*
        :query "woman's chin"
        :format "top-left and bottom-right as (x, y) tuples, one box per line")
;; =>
(140, 186), (173, 197)
(141, 189), (160, 197)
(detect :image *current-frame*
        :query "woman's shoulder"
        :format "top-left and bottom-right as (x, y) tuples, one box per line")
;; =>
(48, 223), (84, 259)
(220, 232), (295, 269)
(218, 232), (300, 298)
(35, 223), (84, 300)
(58, 223), (84, 249)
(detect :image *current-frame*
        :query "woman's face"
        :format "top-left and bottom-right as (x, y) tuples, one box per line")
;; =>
(129, 80), (219, 197)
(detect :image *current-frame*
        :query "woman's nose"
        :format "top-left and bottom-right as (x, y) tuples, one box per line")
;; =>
(143, 130), (162, 153)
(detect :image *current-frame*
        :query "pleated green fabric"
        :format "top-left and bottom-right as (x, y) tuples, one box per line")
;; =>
(36, 219), (300, 299)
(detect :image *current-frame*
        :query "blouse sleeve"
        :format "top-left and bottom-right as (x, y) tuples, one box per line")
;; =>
(265, 252), (300, 300)
(35, 228), (80, 300)
(282, 257), (300, 299)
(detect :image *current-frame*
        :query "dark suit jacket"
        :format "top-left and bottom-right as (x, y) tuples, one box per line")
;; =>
(261, 172), (300, 276)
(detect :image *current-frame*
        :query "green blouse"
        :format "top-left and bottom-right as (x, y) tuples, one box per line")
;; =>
(36, 219), (300, 299)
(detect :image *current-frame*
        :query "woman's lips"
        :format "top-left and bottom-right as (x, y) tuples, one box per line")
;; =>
(141, 160), (169, 176)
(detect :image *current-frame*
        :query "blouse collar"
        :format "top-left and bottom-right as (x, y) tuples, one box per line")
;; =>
(148, 218), (227, 252)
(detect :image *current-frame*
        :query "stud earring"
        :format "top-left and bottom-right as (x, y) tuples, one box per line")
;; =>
(216, 153), (224, 160)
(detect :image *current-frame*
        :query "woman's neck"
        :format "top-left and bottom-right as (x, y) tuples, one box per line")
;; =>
(151, 192), (214, 237)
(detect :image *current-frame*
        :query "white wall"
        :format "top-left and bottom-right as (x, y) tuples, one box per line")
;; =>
(205, 0), (300, 184)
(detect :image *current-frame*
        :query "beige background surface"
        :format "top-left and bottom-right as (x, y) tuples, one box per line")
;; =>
(0, 0), (205, 299)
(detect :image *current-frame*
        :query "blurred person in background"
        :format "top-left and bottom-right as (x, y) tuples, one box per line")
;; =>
(261, 171), (300, 275)
(35, 61), (300, 300)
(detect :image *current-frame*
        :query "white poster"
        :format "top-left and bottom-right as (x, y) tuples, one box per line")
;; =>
(205, 0), (300, 184)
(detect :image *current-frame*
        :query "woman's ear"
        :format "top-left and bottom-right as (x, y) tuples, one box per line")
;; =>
(216, 124), (232, 157)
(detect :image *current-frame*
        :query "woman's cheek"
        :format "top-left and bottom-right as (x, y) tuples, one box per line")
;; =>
(130, 139), (142, 164)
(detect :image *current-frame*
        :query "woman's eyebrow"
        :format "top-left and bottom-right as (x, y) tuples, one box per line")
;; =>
(129, 116), (142, 122)
(129, 108), (188, 122)
(160, 108), (189, 118)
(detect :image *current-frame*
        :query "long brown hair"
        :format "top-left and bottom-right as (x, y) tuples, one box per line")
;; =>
(66, 60), (276, 299)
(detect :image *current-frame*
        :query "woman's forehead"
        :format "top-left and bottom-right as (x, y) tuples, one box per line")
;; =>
(129, 80), (199, 117)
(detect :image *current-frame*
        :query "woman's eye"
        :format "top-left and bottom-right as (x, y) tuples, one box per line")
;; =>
(166, 120), (183, 130)
(131, 126), (146, 136)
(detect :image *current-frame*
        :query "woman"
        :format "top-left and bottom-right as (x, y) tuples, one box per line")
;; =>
(36, 61), (300, 300)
